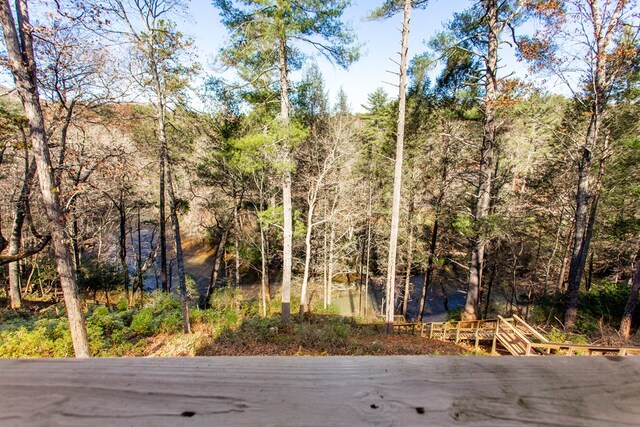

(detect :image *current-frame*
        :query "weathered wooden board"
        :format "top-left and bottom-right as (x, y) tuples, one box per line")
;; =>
(0, 356), (638, 426)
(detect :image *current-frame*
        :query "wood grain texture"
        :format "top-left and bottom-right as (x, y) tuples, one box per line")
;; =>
(0, 356), (638, 426)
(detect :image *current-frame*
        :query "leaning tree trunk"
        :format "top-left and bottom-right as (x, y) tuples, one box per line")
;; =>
(565, 133), (595, 328)
(620, 248), (640, 339)
(565, 108), (606, 329)
(300, 185), (322, 317)
(384, 0), (411, 334)
(207, 226), (228, 301)
(0, 0), (90, 357)
(463, 0), (498, 321)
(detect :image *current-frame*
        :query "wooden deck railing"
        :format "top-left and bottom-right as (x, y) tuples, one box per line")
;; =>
(2, 357), (639, 425)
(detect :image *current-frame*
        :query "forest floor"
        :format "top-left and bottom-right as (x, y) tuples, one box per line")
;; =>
(195, 335), (468, 356)
(145, 324), (471, 357)
(192, 319), (470, 356)
(4, 285), (638, 358)
(0, 293), (473, 358)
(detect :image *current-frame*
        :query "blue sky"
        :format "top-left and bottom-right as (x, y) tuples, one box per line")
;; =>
(0, 1), (534, 112)
(180, 0), (536, 112)
(0, 1), (553, 112)
(178, 1), (479, 112)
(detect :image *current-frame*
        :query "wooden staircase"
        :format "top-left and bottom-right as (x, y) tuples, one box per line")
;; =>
(397, 315), (640, 356)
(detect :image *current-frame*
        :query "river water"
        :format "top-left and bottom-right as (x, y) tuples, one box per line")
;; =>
(116, 230), (466, 320)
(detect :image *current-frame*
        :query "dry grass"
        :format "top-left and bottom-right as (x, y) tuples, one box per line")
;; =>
(195, 315), (467, 356)
(196, 334), (467, 356)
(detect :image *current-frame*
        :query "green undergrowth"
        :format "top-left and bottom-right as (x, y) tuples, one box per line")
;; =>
(0, 287), (464, 358)
(206, 312), (370, 355)
(0, 290), (249, 358)
(0, 289), (386, 358)
(532, 281), (633, 337)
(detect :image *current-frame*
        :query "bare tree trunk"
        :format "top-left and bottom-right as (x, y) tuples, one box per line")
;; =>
(620, 248), (640, 339)
(508, 243), (523, 315)
(0, 0), (90, 357)
(143, 12), (190, 329)
(22, 261), (35, 296)
(363, 166), (373, 318)
(384, 0), (411, 333)
(418, 270), (427, 321)
(566, 120), (601, 329)
(233, 200), (241, 287)
(364, 220), (371, 318)
(118, 192), (130, 303)
(582, 137), (607, 290)
(265, 226), (271, 301)
(420, 218), (439, 321)
(463, 0), (498, 322)
(358, 234), (365, 316)
(586, 251), (594, 292)
(207, 227), (228, 302)
(544, 209), (565, 296)
(159, 135), (168, 293)
(260, 221), (268, 317)
(328, 221), (335, 306)
(300, 185), (321, 317)
(402, 201), (414, 318)
(565, 0), (621, 331)
(484, 263), (497, 319)
(9, 156), (36, 309)
(282, 170), (293, 323)
(557, 220), (574, 292)
(277, 0), (292, 324)
(300, 200), (315, 318)
(323, 213), (328, 309)
(70, 214), (80, 271)
(136, 205), (143, 305)
(165, 156), (190, 333)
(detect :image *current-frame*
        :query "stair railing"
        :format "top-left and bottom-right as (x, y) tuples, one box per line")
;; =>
(512, 315), (549, 343)
(497, 315), (534, 355)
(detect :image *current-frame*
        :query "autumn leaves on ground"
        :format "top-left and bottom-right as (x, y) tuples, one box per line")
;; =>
(0, 291), (467, 358)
